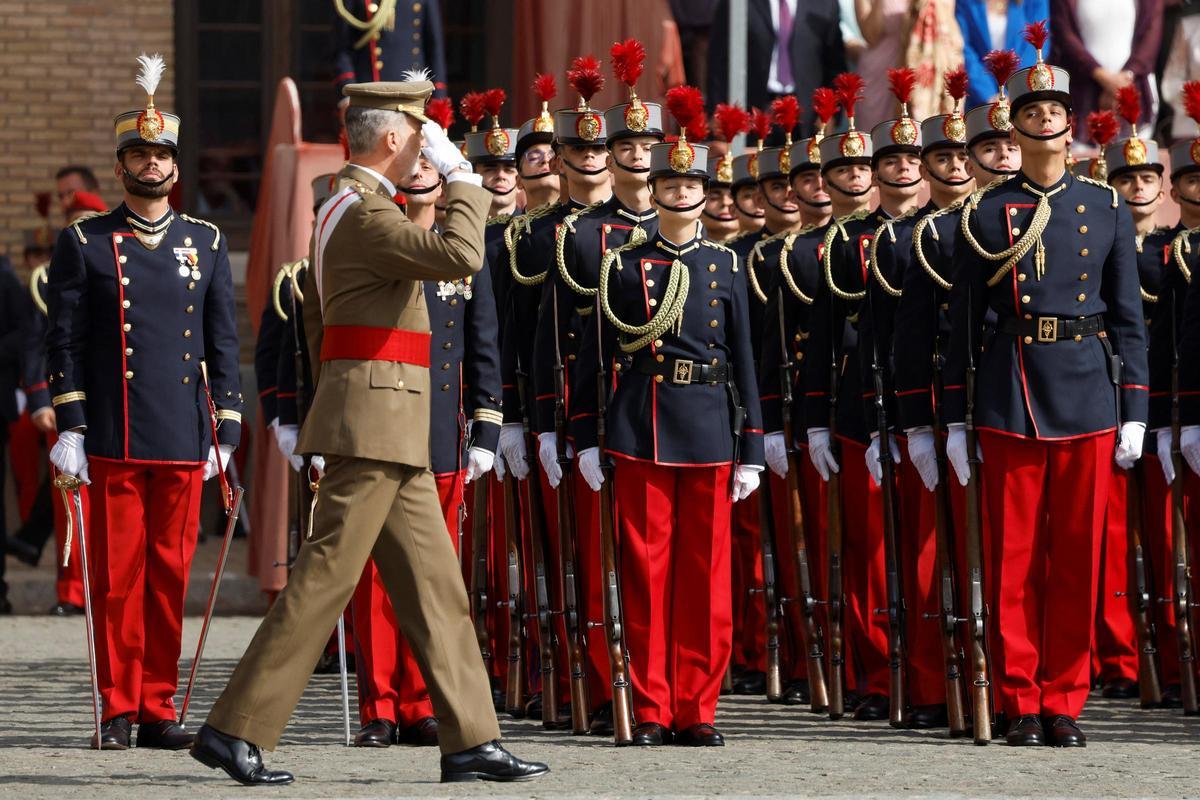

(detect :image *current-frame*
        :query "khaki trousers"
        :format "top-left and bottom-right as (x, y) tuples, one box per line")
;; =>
(206, 455), (500, 753)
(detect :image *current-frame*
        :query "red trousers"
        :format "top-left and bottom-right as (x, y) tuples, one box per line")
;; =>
(9, 412), (43, 520)
(613, 458), (733, 729)
(87, 458), (203, 723)
(979, 431), (1113, 718)
(731, 497), (767, 673)
(351, 471), (462, 726)
(838, 438), (888, 697)
(51, 460), (88, 608)
(1092, 464), (1140, 683)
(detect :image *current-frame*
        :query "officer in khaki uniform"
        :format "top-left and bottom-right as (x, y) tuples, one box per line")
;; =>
(190, 80), (547, 786)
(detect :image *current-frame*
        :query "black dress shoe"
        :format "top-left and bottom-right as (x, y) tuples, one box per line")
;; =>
(395, 716), (439, 746)
(91, 716), (132, 750)
(7, 536), (40, 566)
(732, 670), (767, 695)
(780, 679), (810, 706)
(1160, 684), (1183, 709)
(1101, 678), (1139, 699)
(843, 690), (863, 712)
(1044, 715), (1086, 747)
(354, 718), (396, 748)
(49, 602), (84, 617)
(440, 740), (549, 783)
(852, 693), (889, 721)
(674, 723), (724, 746)
(907, 704), (948, 730)
(523, 692), (543, 719)
(137, 719), (194, 750)
(631, 722), (670, 746)
(1005, 714), (1044, 746)
(190, 724), (294, 786)
(589, 702), (614, 736)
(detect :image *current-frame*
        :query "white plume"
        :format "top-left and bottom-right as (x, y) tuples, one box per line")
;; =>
(135, 53), (166, 98)
(401, 68), (433, 83)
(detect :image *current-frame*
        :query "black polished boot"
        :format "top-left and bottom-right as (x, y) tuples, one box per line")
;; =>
(137, 719), (194, 750)
(440, 740), (549, 783)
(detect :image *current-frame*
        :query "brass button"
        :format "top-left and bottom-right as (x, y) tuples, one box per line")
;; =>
(646, 279), (655, 287)
(413, 1), (421, 10)
(121, 276), (130, 286)
(710, 281), (718, 289)
(122, 299), (131, 309)
(123, 323), (132, 332)
(184, 237), (192, 247)
(118, 255), (127, 264)
(1023, 313), (1032, 320)
(1009, 208), (1018, 217)
(711, 358), (719, 366)
(442, 363), (450, 370)
(648, 298), (657, 307)
(654, 339), (663, 347)
(709, 299), (719, 307)
(124, 370), (134, 379)
(375, 60), (384, 70)
(567, 354), (576, 361)
(413, 15), (421, 24)
(395, 380), (406, 389)
(411, 47), (419, 55)
(442, 384), (450, 391)
(654, 374), (664, 383)
(412, 32), (420, 41)
(1074, 335), (1082, 342)
(708, 264), (717, 272)
(709, 319), (718, 328)
(187, 281), (196, 290)
(186, 305), (194, 313)
(183, 329), (192, 338)
(183, 353), (191, 361)
(796, 352), (804, 361)
(708, 343), (716, 349)
(1017, 273), (1027, 282)
(603, 225), (612, 234)
(124, 347), (133, 356)
(644, 263), (653, 271)
(446, 320), (455, 327)
(1077, 293), (1086, 302)
(1021, 294), (1030, 303)
(1011, 227), (1021, 236)
(1079, 248), (1088, 257)
(114, 235), (123, 244)
(1023, 336), (1032, 344)
(367, 1), (378, 10)
(1079, 225), (1088, 234)
(182, 376), (189, 384)
(1076, 205), (1085, 213)
(656, 354), (664, 363)
(443, 341), (452, 350)
(375, 47), (383, 56)
(567, 331), (576, 340)
(1079, 273), (1088, 280)
(450, 298), (458, 306)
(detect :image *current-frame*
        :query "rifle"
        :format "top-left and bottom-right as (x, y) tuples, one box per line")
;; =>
(775, 288), (828, 713)
(516, 371), (559, 727)
(1122, 461), (1162, 708)
(469, 472), (493, 675)
(825, 346), (847, 720)
(868, 295), (907, 728)
(501, 465), (525, 715)
(756, 481), (785, 702)
(593, 298), (635, 745)
(552, 288), (591, 733)
(930, 334), (968, 737)
(962, 280), (993, 743)
(1169, 288), (1199, 715)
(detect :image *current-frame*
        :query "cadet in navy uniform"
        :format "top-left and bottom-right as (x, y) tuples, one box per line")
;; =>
(45, 55), (241, 750)
(531, 42), (661, 731)
(942, 26), (1148, 746)
(572, 91), (765, 746)
(333, 0), (447, 96)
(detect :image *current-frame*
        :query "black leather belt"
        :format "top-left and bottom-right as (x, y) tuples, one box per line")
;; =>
(997, 314), (1104, 343)
(633, 355), (730, 384)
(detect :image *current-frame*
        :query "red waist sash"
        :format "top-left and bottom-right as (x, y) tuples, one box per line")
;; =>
(320, 325), (431, 367)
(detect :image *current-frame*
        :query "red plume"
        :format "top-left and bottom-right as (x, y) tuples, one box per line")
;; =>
(770, 95), (801, 139)
(833, 72), (865, 121)
(1086, 110), (1118, 147)
(887, 67), (917, 106)
(1023, 19), (1049, 53)
(944, 67), (969, 104)
(533, 72), (557, 103)
(459, 91), (487, 128)
(811, 87), (839, 127)
(714, 103), (751, 144)
(609, 39), (646, 88)
(691, 114), (710, 142)
(666, 85), (706, 134)
(482, 88), (506, 120)
(338, 129), (350, 160)
(1115, 86), (1141, 129)
(425, 97), (455, 131)
(567, 55), (605, 103)
(750, 107), (772, 143)
(34, 191), (51, 219)
(982, 49), (1020, 89)
(1184, 81), (1200, 126)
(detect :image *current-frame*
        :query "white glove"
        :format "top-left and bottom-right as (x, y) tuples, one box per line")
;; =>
(764, 432), (789, 478)
(465, 447), (494, 483)
(499, 423), (529, 480)
(1182, 425), (1200, 477)
(946, 423), (982, 487)
(421, 120), (472, 177)
(537, 431), (574, 489)
(494, 452), (507, 481)
(271, 419), (303, 472)
(50, 430), (89, 484)
(15, 389), (26, 416)
(732, 464), (763, 502)
(1155, 427), (1174, 485)
(905, 427), (938, 492)
(203, 444), (235, 481)
(310, 454), (326, 481)
(806, 427), (839, 482)
(578, 447), (604, 492)
(865, 431), (901, 488)
(1114, 421), (1146, 470)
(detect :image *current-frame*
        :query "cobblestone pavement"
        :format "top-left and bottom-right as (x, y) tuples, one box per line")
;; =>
(2, 616), (1197, 798)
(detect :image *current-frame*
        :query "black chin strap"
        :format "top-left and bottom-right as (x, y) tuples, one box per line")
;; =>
(800, 197), (832, 209)
(652, 193), (706, 214)
(1126, 196), (1159, 207)
(1178, 194), (1200, 207)
(702, 209), (736, 223)
(613, 160), (650, 175)
(763, 196), (800, 215)
(401, 181), (441, 196)
(519, 169), (553, 181)
(734, 196), (765, 219)
(825, 177), (872, 198)
(1012, 123), (1072, 142)
(564, 160), (608, 176)
(485, 183), (516, 197)
(927, 171), (974, 188)
(876, 177), (923, 189)
(122, 167), (172, 188)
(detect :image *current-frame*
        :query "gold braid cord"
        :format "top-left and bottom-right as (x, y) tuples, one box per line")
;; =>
(823, 211), (870, 301)
(599, 241), (690, 353)
(912, 200), (965, 291)
(334, 0), (398, 50)
(961, 182), (1061, 287)
(1137, 228), (1167, 304)
(29, 263), (48, 315)
(180, 214), (222, 251)
(1171, 226), (1198, 287)
(868, 218), (903, 298)
(290, 259), (308, 305)
(1076, 175), (1120, 209)
(506, 203), (561, 287)
(556, 200), (617, 297)
(779, 230), (816, 305)
(69, 209), (112, 244)
(487, 212), (513, 226)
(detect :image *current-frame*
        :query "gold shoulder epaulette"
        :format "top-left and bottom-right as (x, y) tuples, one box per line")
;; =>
(486, 212), (513, 226)
(29, 263), (49, 315)
(835, 208), (872, 226)
(179, 213), (222, 251)
(823, 219), (866, 301)
(912, 201), (965, 291)
(69, 208), (113, 244)
(701, 238), (734, 254)
(869, 219), (902, 298)
(726, 229), (754, 244)
(1075, 175), (1120, 209)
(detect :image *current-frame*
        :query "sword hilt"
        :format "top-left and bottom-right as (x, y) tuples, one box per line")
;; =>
(54, 473), (84, 491)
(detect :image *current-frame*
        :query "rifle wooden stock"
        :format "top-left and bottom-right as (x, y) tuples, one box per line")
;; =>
(1170, 357), (1200, 715)
(521, 433), (559, 727)
(502, 470), (525, 715)
(826, 354), (846, 720)
(470, 476), (493, 674)
(963, 318), (993, 743)
(757, 482), (785, 702)
(1124, 462), (1162, 708)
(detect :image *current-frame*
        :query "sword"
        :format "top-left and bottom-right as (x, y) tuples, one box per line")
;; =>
(307, 466), (353, 746)
(54, 472), (102, 749)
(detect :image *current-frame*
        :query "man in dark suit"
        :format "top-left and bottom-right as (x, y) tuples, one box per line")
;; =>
(706, 0), (846, 135)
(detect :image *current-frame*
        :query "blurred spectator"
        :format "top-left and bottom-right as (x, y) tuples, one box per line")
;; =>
(1161, 1), (1200, 139)
(54, 165), (100, 221)
(332, 0), (447, 97)
(1051, 0), (1163, 145)
(839, 0), (869, 67)
(957, 0), (1051, 108)
(670, 0), (722, 90)
(855, 0), (913, 129)
(707, 0), (847, 135)
(903, 0), (964, 118)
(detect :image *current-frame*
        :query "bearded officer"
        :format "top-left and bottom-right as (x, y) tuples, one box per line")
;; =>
(189, 79), (547, 785)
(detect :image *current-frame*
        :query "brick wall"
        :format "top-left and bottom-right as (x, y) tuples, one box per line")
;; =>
(0, 1), (173, 269)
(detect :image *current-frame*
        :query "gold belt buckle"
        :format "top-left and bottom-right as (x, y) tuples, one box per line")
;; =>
(672, 359), (694, 384)
(1036, 316), (1058, 343)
